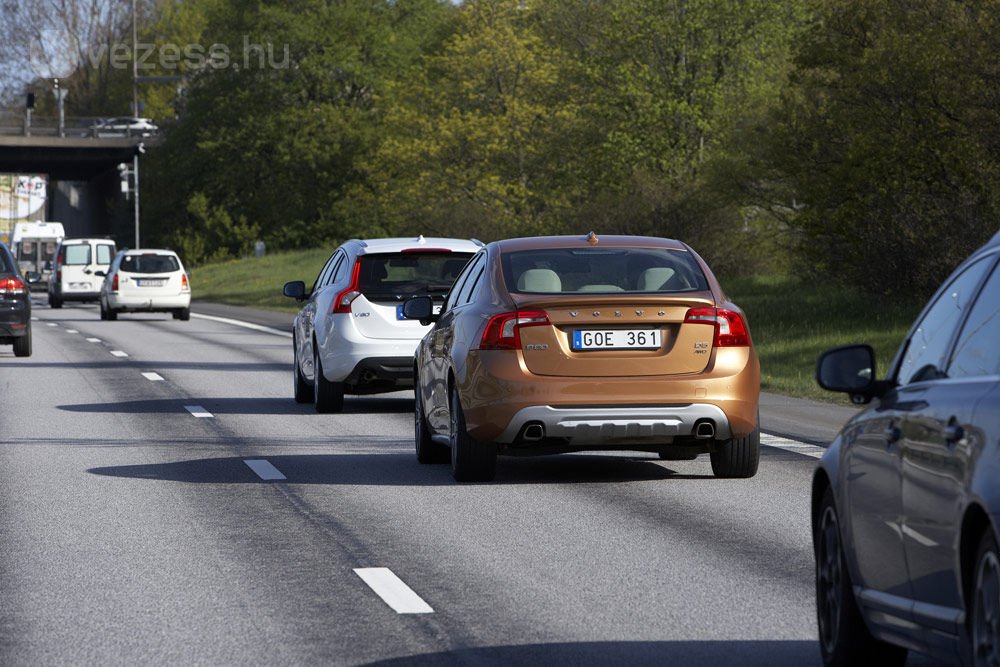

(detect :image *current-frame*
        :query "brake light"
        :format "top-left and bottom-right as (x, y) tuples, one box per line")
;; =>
(478, 310), (550, 350)
(332, 260), (362, 314)
(401, 248), (452, 253)
(181, 273), (189, 291)
(0, 277), (26, 295)
(684, 307), (751, 347)
(112, 273), (119, 293)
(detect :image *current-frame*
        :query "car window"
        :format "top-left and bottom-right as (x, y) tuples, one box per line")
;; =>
(97, 245), (114, 265)
(457, 257), (487, 307)
(501, 247), (709, 294)
(119, 254), (180, 274)
(896, 257), (993, 385)
(63, 245), (91, 265)
(359, 252), (473, 299)
(444, 252), (484, 312)
(312, 252), (339, 292)
(328, 253), (347, 286)
(948, 259), (1000, 378)
(0, 248), (9, 273)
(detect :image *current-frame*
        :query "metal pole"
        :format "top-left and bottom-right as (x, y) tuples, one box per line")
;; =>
(132, 0), (138, 117)
(133, 153), (140, 248)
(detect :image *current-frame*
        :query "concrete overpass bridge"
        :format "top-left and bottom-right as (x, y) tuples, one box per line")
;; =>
(0, 115), (159, 245)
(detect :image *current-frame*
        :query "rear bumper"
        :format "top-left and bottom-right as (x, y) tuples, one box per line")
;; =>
(107, 293), (191, 311)
(0, 300), (31, 338)
(343, 356), (415, 393)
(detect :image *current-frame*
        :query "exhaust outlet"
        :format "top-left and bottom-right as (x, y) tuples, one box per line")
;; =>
(694, 421), (716, 440)
(521, 423), (545, 442)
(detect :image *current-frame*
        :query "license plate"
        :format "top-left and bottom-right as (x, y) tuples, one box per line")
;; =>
(137, 279), (165, 287)
(572, 329), (662, 350)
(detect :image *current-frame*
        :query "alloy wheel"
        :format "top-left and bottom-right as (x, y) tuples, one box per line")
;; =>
(817, 504), (843, 657)
(974, 547), (1000, 666)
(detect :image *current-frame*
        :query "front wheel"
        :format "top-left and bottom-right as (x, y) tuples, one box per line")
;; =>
(815, 487), (906, 667)
(13, 328), (31, 357)
(971, 531), (1000, 667)
(449, 384), (496, 482)
(415, 388), (448, 463)
(313, 346), (344, 413)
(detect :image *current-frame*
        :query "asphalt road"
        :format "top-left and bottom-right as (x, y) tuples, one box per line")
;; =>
(0, 299), (941, 666)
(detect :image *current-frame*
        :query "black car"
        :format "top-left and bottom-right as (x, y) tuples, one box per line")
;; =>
(813, 230), (1000, 666)
(0, 242), (38, 357)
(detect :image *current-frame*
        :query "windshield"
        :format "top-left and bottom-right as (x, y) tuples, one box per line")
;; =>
(359, 252), (473, 298)
(502, 247), (709, 294)
(120, 254), (180, 274)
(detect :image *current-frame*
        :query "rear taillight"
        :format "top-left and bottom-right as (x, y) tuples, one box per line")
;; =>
(332, 260), (362, 314)
(181, 273), (189, 291)
(478, 310), (550, 350)
(0, 277), (26, 295)
(684, 306), (751, 347)
(112, 273), (119, 293)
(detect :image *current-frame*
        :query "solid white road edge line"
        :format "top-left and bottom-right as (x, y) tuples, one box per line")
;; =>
(110, 350), (129, 357)
(243, 459), (287, 481)
(353, 568), (434, 614)
(760, 432), (826, 459)
(141, 372), (165, 382)
(185, 405), (213, 418)
(190, 313), (292, 338)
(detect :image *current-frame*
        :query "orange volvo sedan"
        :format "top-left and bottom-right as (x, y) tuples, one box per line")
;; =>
(402, 234), (760, 482)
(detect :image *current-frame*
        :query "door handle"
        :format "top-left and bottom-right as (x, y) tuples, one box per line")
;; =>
(884, 422), (902, 445)
(944, 418), (964, 445)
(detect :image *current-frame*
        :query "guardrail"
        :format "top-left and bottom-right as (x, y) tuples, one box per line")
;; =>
(0, 114), (158, 139)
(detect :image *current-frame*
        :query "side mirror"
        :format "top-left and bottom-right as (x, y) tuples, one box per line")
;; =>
(25, 271), (41, 284)
(816, 344), (888, 404)
(283, 280), (307, 301)
(402, 295), (437, 325)
(94, 270), (106, 277)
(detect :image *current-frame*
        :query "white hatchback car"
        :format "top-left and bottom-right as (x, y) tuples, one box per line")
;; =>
(99, 249), (191, 321)
(283, 236), (480, 412)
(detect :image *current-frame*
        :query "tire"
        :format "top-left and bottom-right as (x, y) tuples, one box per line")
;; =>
(815, 487), (907, 667)
(13, 328), (31, 357)
(107, 306), (118, 321)
(971, 530), (1000, 667)
(449, 384), (496, 482)
(178, 307), (190, 321)
(99, 300), (108, 320)
(293, 337), (315, 404)
(415, 387), (448, 463)
(50, 293), (62, 309)
(711, 423), (761, 478)
(313, 346), (344, 413)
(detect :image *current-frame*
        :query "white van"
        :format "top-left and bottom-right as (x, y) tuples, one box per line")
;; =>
(11, 222), (65, 288)
(48, 238), (117, 308)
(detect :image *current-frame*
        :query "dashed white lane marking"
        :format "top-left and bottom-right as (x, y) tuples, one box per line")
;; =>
(141, 372), (164, 382)
(761, 433), (826, 459)
(353, 568), (434, 614)
(243, 459), (286, 481)
(46, 322), (57, 327)
(65, 329), (78, 334)
(86, 338), (101, 343)
(31, 317), (38, 321)
(191, 313), (292, 338)
(185, 405), (213, 418)
(110, 350), (129, 358)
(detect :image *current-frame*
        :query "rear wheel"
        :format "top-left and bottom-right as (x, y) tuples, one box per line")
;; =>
(449, 384), (496, 482)
(106, 305), (118, 321)
(711, 423), (760, 478)
(50, 293), (62, 309)
(175, 307), (191, 321)
(816, 487), (906, 666)
(313, 346), (344, 413)
(292, 337), (314, 404)
(415, 388), (448, 463)
(971, 531), (1000, 667)
(12, 328), (31, 357)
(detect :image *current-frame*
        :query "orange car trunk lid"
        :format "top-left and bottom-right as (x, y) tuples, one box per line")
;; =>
(512, 295), (717, 377)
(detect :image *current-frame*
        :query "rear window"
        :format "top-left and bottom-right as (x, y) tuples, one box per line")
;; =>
(63, 245), (91, 265)
(358, 252), (473, 298)
(97, 244), (114, 265)
(120, 254), (180, 274)
(502, 247), (709, 294)
(0, 248), (10, 273)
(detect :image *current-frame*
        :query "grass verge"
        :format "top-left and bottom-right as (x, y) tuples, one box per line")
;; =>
(191, 251), (924, 402)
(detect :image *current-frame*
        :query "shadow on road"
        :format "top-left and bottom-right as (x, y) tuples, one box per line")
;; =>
(363, 640), (822, 666)
(59, 396), (414, 415)
(87, 451), (710, 485)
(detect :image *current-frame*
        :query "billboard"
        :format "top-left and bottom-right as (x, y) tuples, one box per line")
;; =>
(0, 174), (48, 244)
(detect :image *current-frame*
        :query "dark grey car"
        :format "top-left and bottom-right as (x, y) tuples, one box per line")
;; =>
(813, 230), (1000, 666)
(0, 242), (38, 357)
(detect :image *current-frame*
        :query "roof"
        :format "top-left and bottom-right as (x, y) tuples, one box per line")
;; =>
(495, 234), (689, 253)
(350, 236), (483, 255)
